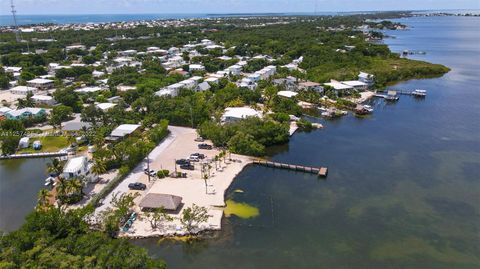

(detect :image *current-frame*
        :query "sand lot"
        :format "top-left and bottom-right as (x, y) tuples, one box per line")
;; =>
(95, 126), (253, 237)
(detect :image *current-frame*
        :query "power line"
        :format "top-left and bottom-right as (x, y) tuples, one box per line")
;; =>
(10, 0), (22, 42)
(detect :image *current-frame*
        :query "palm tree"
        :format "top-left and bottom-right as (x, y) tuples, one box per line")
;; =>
(70, 178), (84, 195)
(56, 177), (68, 197)
(92, 159), (107, 176)
(37, 189), (52, 209)
(46, 158), (64, 177)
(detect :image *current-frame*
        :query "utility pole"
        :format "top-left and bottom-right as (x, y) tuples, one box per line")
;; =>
(10, 0), (22, 42)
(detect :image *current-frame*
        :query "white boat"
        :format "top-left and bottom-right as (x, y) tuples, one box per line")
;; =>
(363, 105), (374, 113)
(44, 176), (55, 186)
(412, 89), (427, 97)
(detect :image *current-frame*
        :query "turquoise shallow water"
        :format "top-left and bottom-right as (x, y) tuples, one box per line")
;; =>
(133, 16), (480, 268)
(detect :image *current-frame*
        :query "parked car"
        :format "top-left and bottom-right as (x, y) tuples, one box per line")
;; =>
(198, 143), (213, 150)
(144, 169), (155, 175)
(176, 159), (190, 165)
(128, 182), (147, 190)
(180, 164), (195, 170)
(194, 137), (205, 142)
(189, 155), (200, 162)
(191, 153), (206, 159)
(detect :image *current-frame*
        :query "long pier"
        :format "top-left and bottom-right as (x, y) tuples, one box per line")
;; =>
(0, 151), (67, 160)
(253, 159), (328, 177)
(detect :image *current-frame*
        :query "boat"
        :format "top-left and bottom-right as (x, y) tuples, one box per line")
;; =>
(44, 176), (55, 186)
(412, 89), (427, 97)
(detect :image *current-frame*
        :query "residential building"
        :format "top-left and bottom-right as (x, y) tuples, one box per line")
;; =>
(221, 107), (262, 123)
(27, 78), (54, 89)
(10, 86), (38, 95)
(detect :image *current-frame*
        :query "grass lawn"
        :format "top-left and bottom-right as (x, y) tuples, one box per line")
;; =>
(18, 136), (71, 153)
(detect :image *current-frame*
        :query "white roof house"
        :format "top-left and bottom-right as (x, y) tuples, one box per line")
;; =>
(341, 80), (368, 90)
(96, 103), (117, 111)
(197, 82), (211, 91)
(10, 86), (38, 95)
(32, 95), (56, 105)
(221, 107), (262, 123)
(62, 156), (91, 180)
(277, 90), (299, 98)
(110, 124), (141, 138)
(324, 81), (354, 91)
(189, 64), (205, 71)
(3, 66), (22, 73)
(74, 86), (103, 93)
(0, 107), (12, 115)
(26, 78), (54, 89)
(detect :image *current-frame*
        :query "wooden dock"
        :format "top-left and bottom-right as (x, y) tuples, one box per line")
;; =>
(253, 159), (328, 177)
(0, 151), (67, 160)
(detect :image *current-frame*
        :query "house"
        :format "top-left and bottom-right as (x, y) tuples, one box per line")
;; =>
(221, 107), (262, 123)
(324, 80), (354, 93)
(66, 45), (86, 51)
(358, 72), (375, 86)
(273, 77), (297, 91)
(92, 70), (105, 78)
(10, 86), (38, 95)
(3, 66), (22, 73)
(74, 86), (103, 94)
(340, 80), (368, 91)
(196, 81), (211, 91)
(238, 78), (257, 90)
(27, 78), (54, 89)
(155, 88), (177, 97)
(139, 193), (183, 211)
(0, 107), (12, 116)
(62, 156), (95, 182)
(107, 124), (141, 141)
(117, 85), (136, 92)
(205, 77), (219, 84)
(96, 103), (117, 111)
(32, 95), (56, 106)
(226, 65), (242, 75)
(189, 64), (205, 72)
(278, 90), (298, 98)
(298, 81), (324, 92)
(5, 108), (47, 120)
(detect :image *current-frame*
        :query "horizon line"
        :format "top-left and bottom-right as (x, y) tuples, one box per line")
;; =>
(1, 8), (479, 17)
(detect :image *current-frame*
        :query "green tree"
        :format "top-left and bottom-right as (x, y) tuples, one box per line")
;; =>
(180, 204), (210, 232)
(49, 104), (73, 128)
(145, 207), (173, 229)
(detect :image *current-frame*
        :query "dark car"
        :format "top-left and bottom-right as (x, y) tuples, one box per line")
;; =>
(191, 153), (206, 159)
(180, 164), (195, 170)
(128, 182), (147, 190)
(198, 143), (213, 150)
(176, 159), (191, 165)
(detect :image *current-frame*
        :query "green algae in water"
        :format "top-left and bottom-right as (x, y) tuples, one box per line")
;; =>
(224, 200), (259, 219)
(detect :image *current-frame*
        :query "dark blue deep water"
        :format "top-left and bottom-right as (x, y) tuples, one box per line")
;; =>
(133, 16), (480, 269)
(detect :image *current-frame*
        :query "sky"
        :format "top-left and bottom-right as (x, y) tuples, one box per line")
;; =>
(0, 0), (479, 15)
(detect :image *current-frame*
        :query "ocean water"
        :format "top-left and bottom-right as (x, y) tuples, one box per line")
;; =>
(0, 12), (345, 26)
(133, 16), (480, 269)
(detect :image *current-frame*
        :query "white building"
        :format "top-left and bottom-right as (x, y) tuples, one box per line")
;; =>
(62, 156), (95, 182)
(358, 72), (375, 86)
(340, 80), (368, 91)
(74, 86), (103, 94)
(10, 86), (38, 95)
(32, 95), (56, 106)
(108, 124), (141, 140)
(96, 103), (117, 111)
(221, 107), (262, 123)
(27, 78), (54, 89)
(189, 64), (205, 72)
(277, 91), (298, 98)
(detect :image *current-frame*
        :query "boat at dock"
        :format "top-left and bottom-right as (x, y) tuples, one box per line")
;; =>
(412, 89), (427, 97)
(355, 104), (374, 115)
